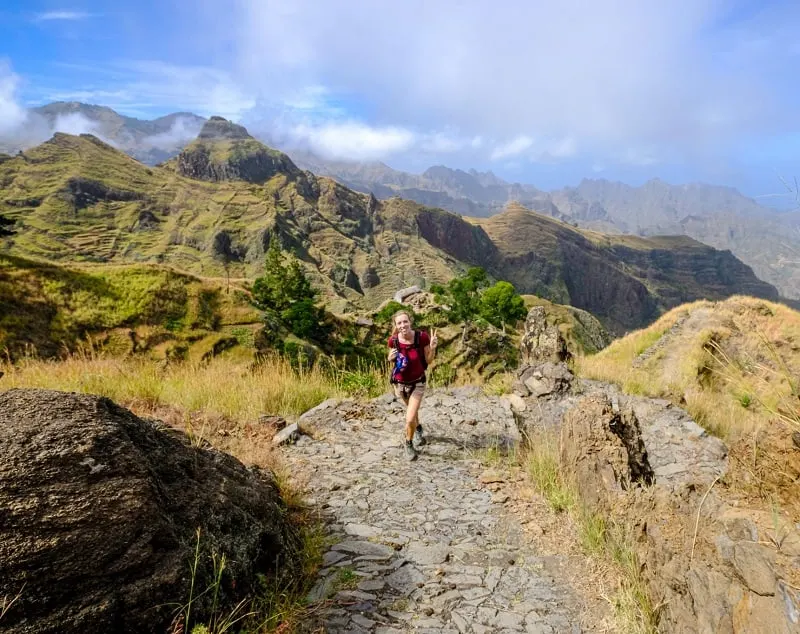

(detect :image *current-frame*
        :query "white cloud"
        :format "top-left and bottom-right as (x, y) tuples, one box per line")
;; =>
(548, 137), (578, 159)
(142, 117), (205, 150)
(491, 136), (534, 161)
(419, 130), (484, 154)
(198, 0), (798, 166)
(51, 112), (101, 136)
(0, 62), (28, 135)
(288, 121), (416, 161)
(34, 11), (93, 22)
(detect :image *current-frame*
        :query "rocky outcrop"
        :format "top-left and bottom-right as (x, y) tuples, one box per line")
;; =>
(0, 389), (301, 634)
(511, 308), (800, 632)
(176, 142), (301, 184)
(176, 117), (302, 185)
(519, 306), (570, 365)
(393, 285), (421, 304)
(414, 206), (500, 269)
(63, 177), (143, 210)
(556, 393), (800, 633)
(197, 115), (250, 140)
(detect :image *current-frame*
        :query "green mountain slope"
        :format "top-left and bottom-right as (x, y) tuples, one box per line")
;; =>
(0, 122), (781, 334)
(0, 253), (260, 359)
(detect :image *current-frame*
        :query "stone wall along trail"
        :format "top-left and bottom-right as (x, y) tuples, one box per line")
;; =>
(282, 387), (589, 633)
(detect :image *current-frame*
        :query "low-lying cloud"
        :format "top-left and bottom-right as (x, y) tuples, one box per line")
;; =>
(141, 116), (204, 150)
(286, 121), (415, 161)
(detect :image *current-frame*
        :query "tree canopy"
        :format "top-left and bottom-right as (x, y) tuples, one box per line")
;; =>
(252, 238), (326, 340)
(432, 267), (527, 332)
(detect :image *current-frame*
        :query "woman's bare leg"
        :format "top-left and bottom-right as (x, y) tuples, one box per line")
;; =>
(405, 390), (423, 441)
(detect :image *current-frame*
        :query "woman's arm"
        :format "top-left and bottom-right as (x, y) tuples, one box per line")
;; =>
(424, 329), (438, 364)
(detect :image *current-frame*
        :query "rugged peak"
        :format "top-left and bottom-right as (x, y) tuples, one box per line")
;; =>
(197, 116), (252, 141)
(175, 119), (303, 185)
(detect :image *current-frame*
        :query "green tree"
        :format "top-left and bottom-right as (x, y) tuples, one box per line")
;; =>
(479, 281), (527, 332)
(252, 238), (325, 339)
(432, 267), (490, 346)
(431, 266), (488, 324)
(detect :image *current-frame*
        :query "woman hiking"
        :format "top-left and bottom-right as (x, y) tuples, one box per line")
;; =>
(388, 309), (437, 461)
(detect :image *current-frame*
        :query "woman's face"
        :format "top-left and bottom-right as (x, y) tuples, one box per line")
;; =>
(394, 313), (412, 335)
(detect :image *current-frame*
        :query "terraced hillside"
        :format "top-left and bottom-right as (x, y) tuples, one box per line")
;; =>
(0, 253), (261, 359)
(0, 120), (781, 333)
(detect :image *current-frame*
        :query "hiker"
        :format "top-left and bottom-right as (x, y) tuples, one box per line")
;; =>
(388, 309), (437, 461)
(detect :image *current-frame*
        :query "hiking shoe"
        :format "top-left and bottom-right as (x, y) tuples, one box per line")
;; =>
(413, 424), (427, 447)
(404, 440), (418, 461)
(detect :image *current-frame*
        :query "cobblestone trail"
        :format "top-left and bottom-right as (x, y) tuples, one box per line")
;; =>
(283, 388), (587, 633)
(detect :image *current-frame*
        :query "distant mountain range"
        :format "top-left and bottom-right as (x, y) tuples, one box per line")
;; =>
(0, 116), (782, 335)
(2, 101), (799, 298)
(0, 102), (205, 165)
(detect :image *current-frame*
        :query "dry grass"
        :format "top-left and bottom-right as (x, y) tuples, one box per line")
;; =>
(520, 431), (659, 633)
(575, 296), (800, 442)
(0, 353), (349, 421)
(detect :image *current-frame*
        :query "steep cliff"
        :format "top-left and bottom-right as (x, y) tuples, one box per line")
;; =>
(172, 117), (304, 185)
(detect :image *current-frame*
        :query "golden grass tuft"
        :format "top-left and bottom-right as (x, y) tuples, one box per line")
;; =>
(575, 296), (800, 442)
(0, 353), (346, 420)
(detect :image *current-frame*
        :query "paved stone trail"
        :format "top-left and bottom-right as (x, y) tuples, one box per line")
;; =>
(283, 388), (587, 633)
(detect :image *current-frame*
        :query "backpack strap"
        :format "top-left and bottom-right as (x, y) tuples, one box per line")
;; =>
(415, 330), (428, 370)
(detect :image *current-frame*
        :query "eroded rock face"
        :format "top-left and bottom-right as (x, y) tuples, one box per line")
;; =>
(548, 388), (800, 632)
(559, 394), (654, 509)
(519, 306), (570, 365)
(0, 389), (301, 634)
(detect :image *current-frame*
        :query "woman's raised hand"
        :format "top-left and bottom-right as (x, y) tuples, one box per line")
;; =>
(430, 329), (438, 349)
(388, 348), (398, 361)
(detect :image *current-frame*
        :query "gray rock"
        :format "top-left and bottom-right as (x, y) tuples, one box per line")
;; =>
(394, 285), (422, 303)
(345, 523), (382, 538)
(0, 389), (302, 634)
(351, 614), (377, 628)
(271, 422), (300, 446)
(519, 306), (570, 365)
(333, 541), (395, 558)
(299, 397), (341, 421)
(725, 516), (759, 542)
(386, 564), (425, 594)
(505, 393), (527, 412)
(733, 542), (777, 596)
(403, 543), (450, 566)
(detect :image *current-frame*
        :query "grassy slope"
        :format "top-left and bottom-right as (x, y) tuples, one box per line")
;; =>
(0, 134), (466, 314)
(0, 253), (261, 359)
(576, 295), (800, 517)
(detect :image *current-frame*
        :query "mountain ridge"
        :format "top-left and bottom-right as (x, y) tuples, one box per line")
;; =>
(0, 123), (783, 335)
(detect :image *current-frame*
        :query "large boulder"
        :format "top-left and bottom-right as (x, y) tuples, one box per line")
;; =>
(0, 389), (302, 634)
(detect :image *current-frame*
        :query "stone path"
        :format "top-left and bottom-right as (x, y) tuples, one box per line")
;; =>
(283, 388), (587, 633)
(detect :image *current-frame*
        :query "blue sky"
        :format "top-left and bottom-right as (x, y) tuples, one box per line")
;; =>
(2, 0), (800, 203)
